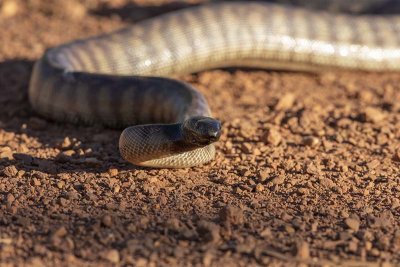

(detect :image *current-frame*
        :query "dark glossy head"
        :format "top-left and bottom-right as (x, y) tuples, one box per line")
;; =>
(182, 116), (222, 146)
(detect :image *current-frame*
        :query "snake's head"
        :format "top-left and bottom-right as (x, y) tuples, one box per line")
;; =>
(182, 116), (221, 146)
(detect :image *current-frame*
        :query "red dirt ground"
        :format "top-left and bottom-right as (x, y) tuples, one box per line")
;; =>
(1, 0), (400, 266)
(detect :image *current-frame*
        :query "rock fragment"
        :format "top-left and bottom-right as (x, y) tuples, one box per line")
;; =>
(219, 205), (244, 225)
(275, 93), (295, 110)
(0, 0), (19, 18)
(296, 241), (310, 260)
(3, 165), (18, 177)
(102, 249), (120, 264)
(271, 175), (285, 185)
(107, 168), (118, 177)
(345, 218), (360, 231)
(197, 220), (220, 244)
(101, 215), (113, 227)
(263, 128), (282, 146)
(302, 136), (319, 147)
(258, 169), (269, 182)
(363, 107), (386, 123)
(254, 183), (264, 192)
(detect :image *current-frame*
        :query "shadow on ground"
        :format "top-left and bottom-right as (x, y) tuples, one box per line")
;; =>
(91, 1), (198, 22)
(0, 59), (140, 174)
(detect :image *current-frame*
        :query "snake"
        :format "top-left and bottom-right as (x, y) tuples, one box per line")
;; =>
(29, 1), (400, 168)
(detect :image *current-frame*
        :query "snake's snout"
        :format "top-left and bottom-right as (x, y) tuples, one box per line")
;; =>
(206, 121), (222, 141)
(182, 116), (221, 146)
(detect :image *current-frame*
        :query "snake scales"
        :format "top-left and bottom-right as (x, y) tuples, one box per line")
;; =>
(29, 1), (400, 168)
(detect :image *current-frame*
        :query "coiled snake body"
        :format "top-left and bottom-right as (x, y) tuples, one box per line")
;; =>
(29, 2), (400, 168)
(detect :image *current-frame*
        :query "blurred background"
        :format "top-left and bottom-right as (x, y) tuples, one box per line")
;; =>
(2, 0), (400, 21)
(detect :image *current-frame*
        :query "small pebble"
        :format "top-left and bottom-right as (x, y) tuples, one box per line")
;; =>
(254, 183), (264, 192)
(6, 193), (15, 204)
(275, 93), (295, 110)
(135, 258), (148, 267)
(365, 241), (372, 250)
(259, 227), (272, 238)
(202, 251), (214, 267)
(102, 249), (120, 264)
(311, 222), (318, 232)
(108, 168), (119, 177)
(348, 241), (358, 252)
(363, 107), (386, 123)
(302, 136), (320, 147)
(219, 205), (244, 225)
(52, 226), (67, 238)
(0, 0), (19, 18)
(391, 198), (400, 209)
(56, 181), (65, 189)
(241, 143), (252, 154)
(271, 175), (285, 185)
(59, 198), (69, 207)
(253, 148), (261, 156)
(0, 238), (13, 245)
(101, 215), (113, 227)
(113, 185), (121, 193)
(393, 148), (400, 162)
(60, 137), (72, 149)
(17, 170), (25, 178)
(18, 144), (29, 153)
(296, 241), (310, 260)
(32, 178), (41, 186)
(258, 169), (269, 182)
(306, 162), (319, 174)
(61, 150), (75, 157)
(197, 220), (220, 243)
(298, 188), (309, 195)
(0, 147), (13, 160)
(285, 224), (295, 233)
(264, 128), (282, 146)
(3, 165), (18, 177)
(345, 218), (360, 231)
(340, 210), (349, 218)
(370, 248), (380, 256)
(318, 72), (336, 85)
(319, 178), (335, 188)
(366, 159), (380, 170)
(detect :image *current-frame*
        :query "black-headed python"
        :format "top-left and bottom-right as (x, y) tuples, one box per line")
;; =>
(29, 1), (400, 168)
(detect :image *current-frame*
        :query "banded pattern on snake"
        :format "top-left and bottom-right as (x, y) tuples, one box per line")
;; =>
(29, 1), (400, 168)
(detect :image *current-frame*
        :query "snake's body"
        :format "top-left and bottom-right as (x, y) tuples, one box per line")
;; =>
(29, 2), (400, 168)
